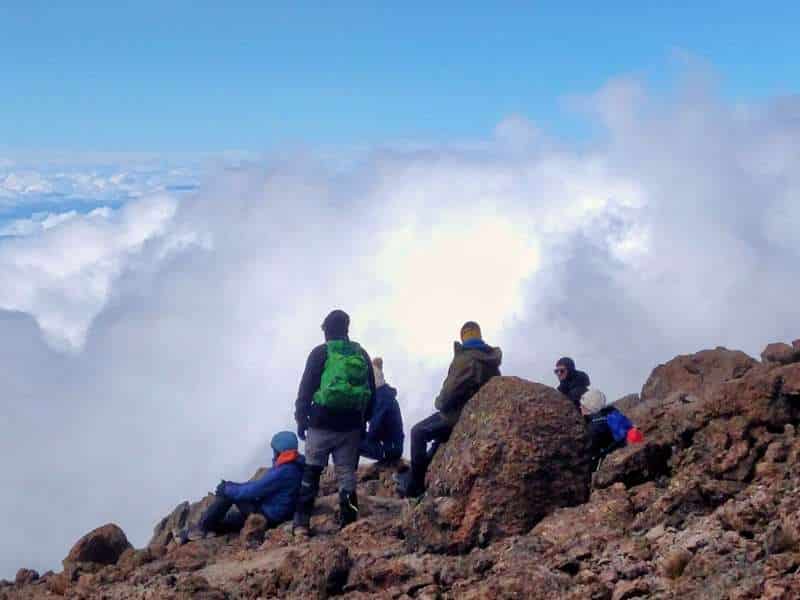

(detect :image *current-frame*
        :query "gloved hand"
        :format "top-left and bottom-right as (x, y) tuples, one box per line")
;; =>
(297, 424), (307, 441)
(215, 480), (228, 497)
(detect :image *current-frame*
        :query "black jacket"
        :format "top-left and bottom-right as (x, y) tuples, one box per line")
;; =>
(558, 370), (590, 410)
(295, 336), (376, 432)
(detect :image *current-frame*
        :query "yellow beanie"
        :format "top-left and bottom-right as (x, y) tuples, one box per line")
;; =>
(460, 321), (482, 343)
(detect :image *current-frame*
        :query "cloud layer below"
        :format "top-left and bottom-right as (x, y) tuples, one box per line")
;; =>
(2, 75), (799, 578)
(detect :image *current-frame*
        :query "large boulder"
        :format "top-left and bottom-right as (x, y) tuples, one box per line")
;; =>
(14, 568), (39, 585)
(63, 523), (132, 578)
(761, 341), (800, 366)
(629, 347), (757, 440)
(640, 347), (756, 406)
(404, 377), (591, 554)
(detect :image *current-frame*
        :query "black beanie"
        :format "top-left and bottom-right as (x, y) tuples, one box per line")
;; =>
(322, 309), (350, 339)
(556, 357), (576, 373)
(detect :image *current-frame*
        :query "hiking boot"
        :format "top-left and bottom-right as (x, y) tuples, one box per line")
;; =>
(172, 525), (208, 545)
(339, 490), (359, 528)
(393, 470), (424, 499)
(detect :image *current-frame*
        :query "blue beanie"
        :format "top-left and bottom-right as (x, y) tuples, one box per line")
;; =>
(271, 431), (299, 453)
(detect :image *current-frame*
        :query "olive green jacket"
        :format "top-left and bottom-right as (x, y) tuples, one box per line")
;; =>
(434, 341), (503, 425)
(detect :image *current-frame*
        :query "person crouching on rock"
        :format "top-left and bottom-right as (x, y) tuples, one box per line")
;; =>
(359, 357), (404, 464)
(174, 431), (305, 544)
(292, 310), (377, 539)
(396, 321), (502, 498)
(554, 356), (591, 411)
(581, 389), (644, 472)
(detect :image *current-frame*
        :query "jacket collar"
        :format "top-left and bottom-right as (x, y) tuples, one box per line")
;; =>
(275, 449), (300, 466)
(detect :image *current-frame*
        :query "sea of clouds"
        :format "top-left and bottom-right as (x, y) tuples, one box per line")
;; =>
(1, 75), (799, 578)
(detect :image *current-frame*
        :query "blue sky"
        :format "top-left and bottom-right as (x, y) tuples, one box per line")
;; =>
(2, 1), (799, 152)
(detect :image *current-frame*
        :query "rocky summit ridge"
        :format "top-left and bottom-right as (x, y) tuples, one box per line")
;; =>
(4, 339), (800, 599)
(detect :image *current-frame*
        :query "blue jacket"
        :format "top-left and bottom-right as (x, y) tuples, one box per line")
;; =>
(222, 454), (305, 523)
(365, 384), (404, 451)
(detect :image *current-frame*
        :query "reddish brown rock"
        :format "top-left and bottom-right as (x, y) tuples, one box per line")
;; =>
(149, 494), (217, 549)
(640, 347), (756, 405)
(64, 523), (132, 568)
(594, 441), (672, 489)
(761, 342), (799, 366)
(660, 547), (693, 579)
(45, 572), (68, 595)
(239, 513), (268, 547)
(632, 348), (757, 440)
(260, 541), (352, 599)
(14, 569), (38, 585)
(404, 377), (591, 553)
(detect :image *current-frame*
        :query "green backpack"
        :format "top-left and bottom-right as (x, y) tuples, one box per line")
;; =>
(313, 340), (371, 412)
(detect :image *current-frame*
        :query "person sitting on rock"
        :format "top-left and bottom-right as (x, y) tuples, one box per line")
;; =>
(396, 321), (502, 498)
(292, 309), (377, 538)
(359, 357), (404, 463)
(554, 357), (591, 410)
(581, 389), (643, 471)
(174, 431), (305, 544)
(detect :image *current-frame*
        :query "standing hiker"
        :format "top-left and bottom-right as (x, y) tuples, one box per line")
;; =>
(292, 310), (376, 538)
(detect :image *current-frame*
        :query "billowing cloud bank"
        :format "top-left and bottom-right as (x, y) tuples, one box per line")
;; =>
(2, 77), (799, 578)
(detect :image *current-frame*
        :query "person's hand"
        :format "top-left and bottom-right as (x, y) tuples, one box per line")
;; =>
(215, 480), (227, 497)
(297, 425), (307, 441)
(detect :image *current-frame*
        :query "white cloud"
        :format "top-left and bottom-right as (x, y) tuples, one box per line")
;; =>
(1, 73), (800, 580)
(0, 159), (199, 211)
(0, 196), (177, 349)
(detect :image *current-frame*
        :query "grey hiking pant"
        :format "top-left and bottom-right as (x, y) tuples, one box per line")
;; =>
(304, 427), (361, 492)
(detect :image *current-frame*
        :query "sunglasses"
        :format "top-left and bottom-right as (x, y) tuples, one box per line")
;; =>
(554, 368), (568, 375)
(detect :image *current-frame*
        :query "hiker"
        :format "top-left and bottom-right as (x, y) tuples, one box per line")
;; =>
(174, 431), (304, 543)
(397, 321), (502, 498)
(581, 389), (643, 471)
(293, 309), (376, 538)
(359, 357), (404, 463)
(554, 357), (591, 410)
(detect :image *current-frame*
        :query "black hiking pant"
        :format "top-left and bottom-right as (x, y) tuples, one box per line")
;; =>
(198, 495), (273, 535)
(409, 413), (453, 488)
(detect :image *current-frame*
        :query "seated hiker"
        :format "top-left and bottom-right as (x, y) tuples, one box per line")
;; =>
(581, 389), (643, 471)
(359, 357), (404, 463)
(175, 431), (304, 543)
(292, 310), (376, 539)
(555, 357), (591, 410)
(396, 321), (502, 498)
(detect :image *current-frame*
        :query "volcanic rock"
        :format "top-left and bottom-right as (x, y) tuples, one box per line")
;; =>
(149, 494), (217, 549)
(404, 376), (591, 553)
(14, 569), (38, 585)
(64, 523), (132, 568)
(239, 513), (268, 547)
(10, 340), (800, 600)
(761, 341), (800, 366)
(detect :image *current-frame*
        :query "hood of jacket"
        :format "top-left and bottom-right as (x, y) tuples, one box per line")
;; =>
(453, 340), (503, 367)
(570, 370), (591, 388)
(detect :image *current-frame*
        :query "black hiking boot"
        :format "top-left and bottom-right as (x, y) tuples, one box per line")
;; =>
(394, 470), (424, 499)
(338, 490), (359, 528)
